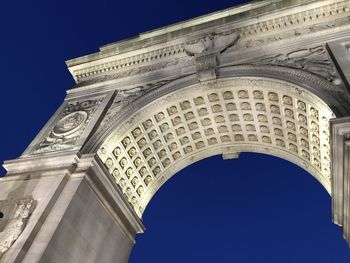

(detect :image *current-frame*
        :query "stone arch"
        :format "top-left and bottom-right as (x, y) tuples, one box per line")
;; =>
(93, 66), (338, 218)
(85, 66), (349, 154)
(3, 1), (350, 260)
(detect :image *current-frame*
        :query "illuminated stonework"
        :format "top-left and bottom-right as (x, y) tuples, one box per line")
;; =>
(3, 1), (350, 261)
(98, 77), (334, 217)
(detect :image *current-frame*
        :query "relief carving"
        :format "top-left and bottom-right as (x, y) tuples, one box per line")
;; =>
(184, 32), (239, 82)
(252, 46), (342, 85)
(75, 57), (194, 87)
(0, 198), (36, 258)
(33, 99), (102, 154)
(96, 78), (180, 140)
(70, 1), (350, 84)
(184, 32), (239, 56)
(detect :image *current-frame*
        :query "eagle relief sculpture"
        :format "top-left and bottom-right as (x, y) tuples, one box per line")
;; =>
(184, 32), (239, 81)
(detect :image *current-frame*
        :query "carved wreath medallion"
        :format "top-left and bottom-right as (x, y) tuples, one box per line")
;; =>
(52, 111), (88, 136)
(32, 98), (102, 154)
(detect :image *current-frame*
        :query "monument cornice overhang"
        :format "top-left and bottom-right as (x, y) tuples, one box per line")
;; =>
(3, 151), (81, 176)
(64, 31), (350, 100)
(83, 65), (345, 154)
(66, 31), (350, 102)
(65, 0), (350, 84)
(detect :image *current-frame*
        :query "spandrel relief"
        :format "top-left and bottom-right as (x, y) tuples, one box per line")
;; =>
(95, 78), (180, 140)
(252, 46), (342, 85)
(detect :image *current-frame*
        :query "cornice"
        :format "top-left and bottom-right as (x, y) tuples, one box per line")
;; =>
(66, 0), (350, 84)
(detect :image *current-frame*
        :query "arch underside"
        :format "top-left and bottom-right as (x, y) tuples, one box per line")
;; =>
(97, 77), (334, 218)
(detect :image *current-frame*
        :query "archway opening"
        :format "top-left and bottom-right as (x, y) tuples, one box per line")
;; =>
(128, 153), (350, 262)
(97, 76), (335, 218)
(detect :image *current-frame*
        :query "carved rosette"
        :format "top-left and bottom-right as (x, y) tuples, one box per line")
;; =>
(33, 99), (102, 154)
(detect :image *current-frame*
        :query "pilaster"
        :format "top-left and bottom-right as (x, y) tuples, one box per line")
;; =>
(0, 153), (144, 262)
(331, 117), (350, 245)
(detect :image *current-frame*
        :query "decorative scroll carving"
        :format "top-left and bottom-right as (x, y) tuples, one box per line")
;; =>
(0, 198), (36, 258)
(33, 99), (102, 154)
(252, 46), (342, 85)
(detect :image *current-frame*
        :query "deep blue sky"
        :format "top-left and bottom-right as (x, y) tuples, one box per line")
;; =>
(1, 0), (350, 262)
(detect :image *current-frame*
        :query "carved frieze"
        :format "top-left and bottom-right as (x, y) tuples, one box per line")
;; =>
(33, 99), (102, 154)
(0, 198), (36, 258)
